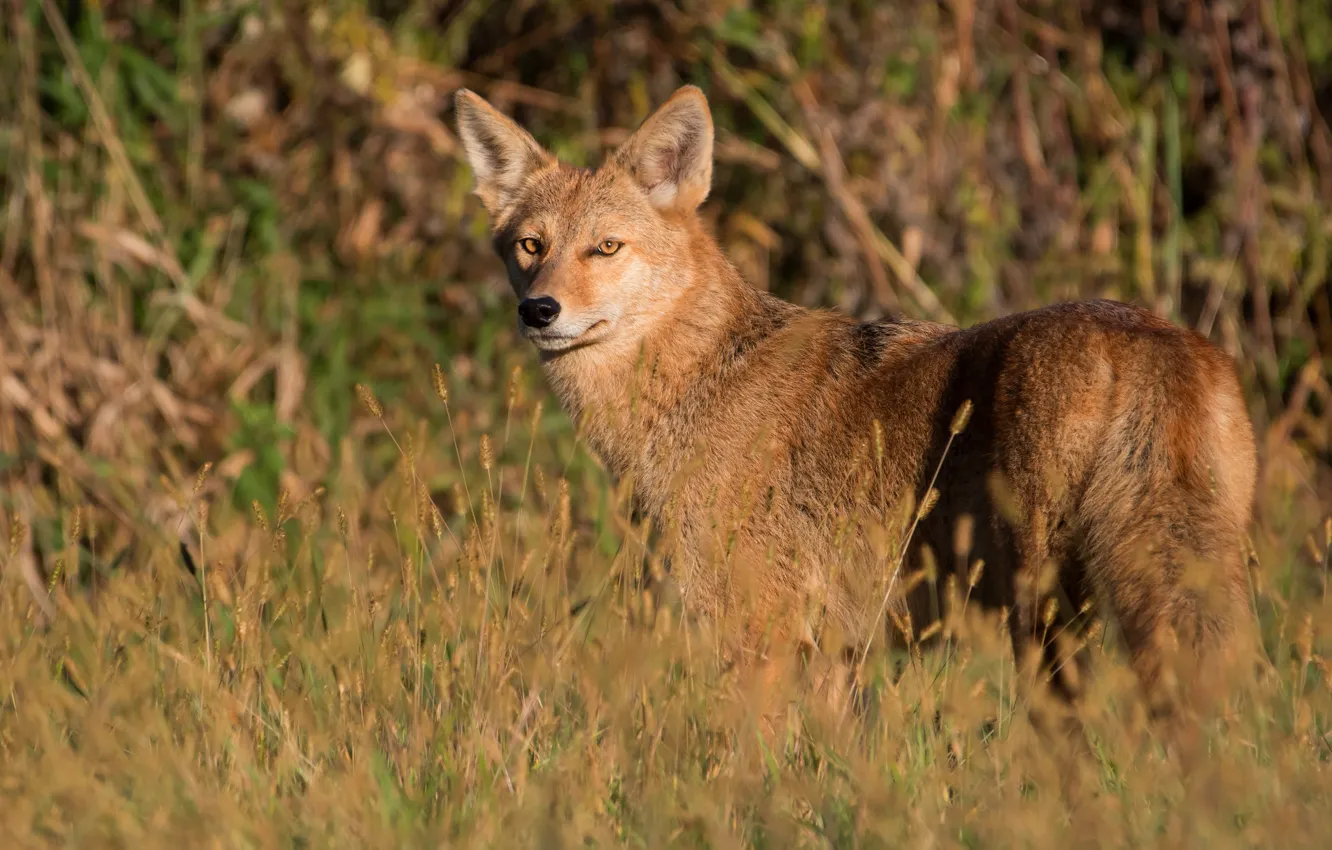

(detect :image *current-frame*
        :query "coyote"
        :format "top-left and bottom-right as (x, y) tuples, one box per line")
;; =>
(455, 85), (1257, 716)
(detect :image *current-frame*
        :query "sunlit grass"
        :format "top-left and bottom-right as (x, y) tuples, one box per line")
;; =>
(2, 373), (1329, 845)
(3, 0), (1332, 845)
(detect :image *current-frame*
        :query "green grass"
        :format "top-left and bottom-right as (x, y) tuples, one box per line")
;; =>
(2, 0), (1332, 845)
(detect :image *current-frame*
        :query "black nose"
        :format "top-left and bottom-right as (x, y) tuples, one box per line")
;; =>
(518, 296), (561, 329)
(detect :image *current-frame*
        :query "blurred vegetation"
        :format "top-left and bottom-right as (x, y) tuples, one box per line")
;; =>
(1, 0), (1332, 845)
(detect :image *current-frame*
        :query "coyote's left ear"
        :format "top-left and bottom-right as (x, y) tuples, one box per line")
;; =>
(614, 86), (714, 215)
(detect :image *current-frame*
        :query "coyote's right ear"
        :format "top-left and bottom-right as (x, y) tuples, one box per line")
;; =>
(614, 86), (714, 215)
(454, 89), (554, 217)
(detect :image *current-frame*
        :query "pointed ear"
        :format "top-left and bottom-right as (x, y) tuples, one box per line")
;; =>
(454, 89), (554, 217)
(614, 86), (714, 215)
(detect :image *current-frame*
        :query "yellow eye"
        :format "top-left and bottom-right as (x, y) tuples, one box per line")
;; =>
(597, 240), (622, 256)
(518, 237), (543, 256)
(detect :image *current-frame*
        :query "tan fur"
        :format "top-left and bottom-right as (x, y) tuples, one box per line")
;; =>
(455, 87), (1258, 719)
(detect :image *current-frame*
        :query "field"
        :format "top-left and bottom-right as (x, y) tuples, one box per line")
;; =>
(2, 0), (1332, 845)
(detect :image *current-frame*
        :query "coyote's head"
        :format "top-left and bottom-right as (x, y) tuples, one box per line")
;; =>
(455, 86), (715, 355)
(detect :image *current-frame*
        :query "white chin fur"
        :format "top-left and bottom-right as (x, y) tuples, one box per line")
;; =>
(524, 320), (610, 351)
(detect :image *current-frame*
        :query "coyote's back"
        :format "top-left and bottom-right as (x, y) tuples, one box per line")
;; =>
(455, 85), (1258, 716)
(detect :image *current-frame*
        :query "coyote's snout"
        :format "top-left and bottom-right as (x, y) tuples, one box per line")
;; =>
(456, 86), (1258, 718)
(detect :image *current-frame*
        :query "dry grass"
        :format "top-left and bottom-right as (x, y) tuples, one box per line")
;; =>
(2, 0), (1332, 845)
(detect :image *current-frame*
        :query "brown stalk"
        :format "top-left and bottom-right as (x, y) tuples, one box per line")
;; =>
(792, 79), (955, 323)
(1200, 2), (1276, 368)
(1003, 0), (1053, 190)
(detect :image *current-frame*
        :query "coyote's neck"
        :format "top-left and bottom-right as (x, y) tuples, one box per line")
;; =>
(539, 236), (793, 519)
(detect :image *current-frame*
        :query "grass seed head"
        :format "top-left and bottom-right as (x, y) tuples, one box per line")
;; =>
(953, 514), (974, 557)
(917, 487), (940, 520)
(950, 399), (973, 435)
(251, 501), (269, 532)
(507, 365), (522, 410)
(968, 558), (985, 588)
(534, 467), (547, 504)
(479, 434), (493, 472)
(355, 383), (383, 418)
(193, 461), (213, 496)
(918, 620), (942, 642)
(430, 501), (445, 540)
(1297, 613), (1314, 665)
(7, 519), (23, 559)
(432, 363), (449, 405)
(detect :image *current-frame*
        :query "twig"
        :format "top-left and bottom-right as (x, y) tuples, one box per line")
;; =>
(12, 492), (57, 624)
(949, 0), (978, 92)
(790, 78), (957, 323)
(703, 46), (954, 323)
(40, 0), (167, 242)
(1265, 358), (1322, 455)
(1001, 0), (1052, 189)
(1197, 247), (1242, 339)
(804, 108), (900, 315)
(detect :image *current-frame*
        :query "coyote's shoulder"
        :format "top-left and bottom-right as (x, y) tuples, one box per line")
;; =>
(456, 84), (1257, 712)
